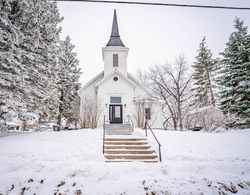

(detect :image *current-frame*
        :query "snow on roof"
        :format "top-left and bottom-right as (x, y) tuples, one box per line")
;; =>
(95, 69), (138, 88)
(78, 70), (150, 95)
(78, 71), (104, 94)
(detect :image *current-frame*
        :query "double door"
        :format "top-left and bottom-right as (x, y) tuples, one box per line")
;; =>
(109, 105), (123, 124)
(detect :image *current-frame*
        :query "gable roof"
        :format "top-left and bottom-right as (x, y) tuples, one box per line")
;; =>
(95, 69), (137, 88)
(78, 70), (150, 95)
(78, 71), (104, 94)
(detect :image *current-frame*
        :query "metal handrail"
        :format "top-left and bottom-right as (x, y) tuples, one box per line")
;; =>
(145, 121), (162, 162)
(103, 115), (105, 154)
(127, 114), (134, 131)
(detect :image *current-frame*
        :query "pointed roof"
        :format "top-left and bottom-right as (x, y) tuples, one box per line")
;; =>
(95, 69), (137, 88)
(106, 9), (125, 47)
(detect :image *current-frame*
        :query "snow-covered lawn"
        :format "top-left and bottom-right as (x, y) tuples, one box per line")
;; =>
(0, 129), (250, 194)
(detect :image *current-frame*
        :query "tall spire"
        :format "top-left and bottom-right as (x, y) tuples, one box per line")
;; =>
(106, 9), (125, 47)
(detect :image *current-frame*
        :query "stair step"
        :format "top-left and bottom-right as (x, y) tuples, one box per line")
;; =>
(105, 131), (132, 135)
(105, 145), (151, 150)
(105, 141), (148, 145)
(106, 133), (132, 135)
(105, 126), (131, 130)
(105, 150), (155, 154)
(105, 160), (158, 163)
(105, 123), (132, 129)
(105, 130), (132, 132)
(105, 155), (158, 160)
(105, 130), (131, 131)
(105, 138), (146, 141)
(103, 131), (158, 162)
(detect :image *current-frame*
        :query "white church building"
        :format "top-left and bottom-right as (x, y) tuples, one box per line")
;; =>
(78, 10), (163, 129)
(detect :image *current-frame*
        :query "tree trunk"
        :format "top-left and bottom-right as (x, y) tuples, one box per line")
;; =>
(22, 121), (26, 131)
(57, 112), (62, 127)
(172, 117), (177, 130)
(178, 103), (183, 130)
(205, 65), (215, 107)
(57, 90), (64, 127)
(74, 119), (77, 129)
(209, 84), (215, 107)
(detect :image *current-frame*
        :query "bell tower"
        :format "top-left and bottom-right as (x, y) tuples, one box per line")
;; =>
(102, 10), (129, 77)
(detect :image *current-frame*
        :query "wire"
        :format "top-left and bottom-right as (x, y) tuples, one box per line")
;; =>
(52, 0), (250, 10)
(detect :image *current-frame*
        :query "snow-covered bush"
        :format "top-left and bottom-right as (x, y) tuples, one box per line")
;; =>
(186, 106), (226, 132)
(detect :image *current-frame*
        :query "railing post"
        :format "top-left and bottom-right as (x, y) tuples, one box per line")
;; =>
(159, 145), (162, 162)
(103, 115), (105, 154)
(145, 122), (162, 162)
(127, 115), (134, 132)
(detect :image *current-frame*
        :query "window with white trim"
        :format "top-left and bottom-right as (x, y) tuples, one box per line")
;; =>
(113, 54), (118, 67)
(145, 108), (151, 120)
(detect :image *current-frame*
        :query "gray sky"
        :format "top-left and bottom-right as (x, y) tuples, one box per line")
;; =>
(57, 0), (250, 84)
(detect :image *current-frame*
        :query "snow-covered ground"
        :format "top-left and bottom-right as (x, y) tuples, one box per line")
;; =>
(0, 129), (249, 194)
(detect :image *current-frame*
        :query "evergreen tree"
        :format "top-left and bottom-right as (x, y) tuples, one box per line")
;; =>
(0, 0), (63, 129)
(0, 0), (25, 129)
(219, 18), (250, 127)
(10, 0), (63, 122)
(57, 36), (81, 127)
(18, 0), (62, 121)
(192, 36), (217, 107)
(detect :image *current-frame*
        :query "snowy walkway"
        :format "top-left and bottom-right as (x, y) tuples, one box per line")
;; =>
(0, 129), (249, 194)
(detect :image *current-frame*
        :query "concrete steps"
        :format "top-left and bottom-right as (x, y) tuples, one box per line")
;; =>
(105, 124), (132, 135)
(105, 141), (148, 145)
(105, 130), (132, 135)
(104, 137), (158, 162)
(105, 145), (151, 150)
(105, 124), (132, 130)
(105, 138), (146, 141)
(105, 150), (155, 154)
(105, 160), (158, 163)
(105, 155), (157, 160)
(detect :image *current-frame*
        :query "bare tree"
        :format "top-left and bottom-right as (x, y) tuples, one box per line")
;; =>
(80, 97), (103, 129)
(134, 99), (146, 128)
(148, 55), (192, 130)
(133, 98), (156, 128)
(136, 68), (149, 86)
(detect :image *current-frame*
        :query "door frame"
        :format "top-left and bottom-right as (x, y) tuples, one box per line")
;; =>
(109, 104), (123, 124)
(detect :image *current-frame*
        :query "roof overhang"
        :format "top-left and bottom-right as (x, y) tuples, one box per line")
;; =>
(78, 71), (104, 95)
(95, 69), (137, 88)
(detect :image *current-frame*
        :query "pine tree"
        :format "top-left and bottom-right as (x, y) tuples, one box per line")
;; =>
(14, 0), (62, 121)
(57, 36), (81, 127)
(0, 0), (63, 129)
(0, 0), (25, 129)
(219, 18), (250, 127)
(192, 36), (217, 107)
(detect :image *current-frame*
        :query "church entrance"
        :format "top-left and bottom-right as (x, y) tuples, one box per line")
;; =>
(109, 105), (123, 124)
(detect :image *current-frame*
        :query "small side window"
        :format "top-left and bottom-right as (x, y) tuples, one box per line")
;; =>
(113, 54), (118, 67)
(145, 108), (151, 120)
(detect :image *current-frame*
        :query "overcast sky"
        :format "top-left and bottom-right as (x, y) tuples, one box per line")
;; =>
(57, 0), (250, 84)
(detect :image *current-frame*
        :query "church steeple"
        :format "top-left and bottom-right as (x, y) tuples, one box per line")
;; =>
(106, 9), (125, 47)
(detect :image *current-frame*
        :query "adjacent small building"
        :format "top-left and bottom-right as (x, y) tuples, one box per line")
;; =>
(78, 10), (163, 129)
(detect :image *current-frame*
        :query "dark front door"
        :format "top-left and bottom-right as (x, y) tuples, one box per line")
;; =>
(109, 105), (123, 124)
